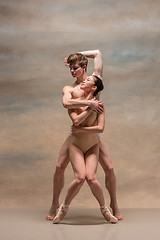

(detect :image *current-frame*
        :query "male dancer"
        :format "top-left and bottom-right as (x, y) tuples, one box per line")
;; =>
(46, 50), (122, 220)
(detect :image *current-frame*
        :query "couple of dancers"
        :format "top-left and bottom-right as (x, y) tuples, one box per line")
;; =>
(46, 50), (122, 223)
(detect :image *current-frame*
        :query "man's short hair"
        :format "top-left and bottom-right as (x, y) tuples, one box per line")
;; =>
(67, 53), (88, 71)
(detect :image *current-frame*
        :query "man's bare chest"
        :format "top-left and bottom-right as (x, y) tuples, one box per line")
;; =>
(72, 85), (84, 99)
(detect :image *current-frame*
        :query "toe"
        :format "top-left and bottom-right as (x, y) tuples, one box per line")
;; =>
(46, 215), (54, 220)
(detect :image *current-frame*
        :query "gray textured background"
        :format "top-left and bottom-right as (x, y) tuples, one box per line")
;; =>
(0, 0), (160, 208)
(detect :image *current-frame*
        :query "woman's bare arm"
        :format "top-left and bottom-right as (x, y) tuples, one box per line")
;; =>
(68, 107), (93, 126)
(71, 111), (105, 134)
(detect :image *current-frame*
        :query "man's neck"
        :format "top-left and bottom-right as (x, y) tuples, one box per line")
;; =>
(75, 72), (88, 84)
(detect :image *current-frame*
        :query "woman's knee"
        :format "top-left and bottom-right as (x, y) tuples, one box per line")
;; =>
(75, 175), (85, 185)
(86, 175), (97, 185)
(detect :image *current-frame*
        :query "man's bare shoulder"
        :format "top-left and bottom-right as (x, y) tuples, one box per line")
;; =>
(62, 82), (83, 99)
(62, 85), (74, 94)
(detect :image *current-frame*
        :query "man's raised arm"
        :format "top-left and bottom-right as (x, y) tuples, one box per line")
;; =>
(79, 50), (103, 80)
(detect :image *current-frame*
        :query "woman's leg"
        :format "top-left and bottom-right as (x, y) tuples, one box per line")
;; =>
(85, 143), (105, 206)
(64, 144), (86, 205)
(85, 143), (117, 223)
(53, 144), (86, 223)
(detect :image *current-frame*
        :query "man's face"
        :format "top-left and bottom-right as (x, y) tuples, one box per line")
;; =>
(69, 63), (85, 78)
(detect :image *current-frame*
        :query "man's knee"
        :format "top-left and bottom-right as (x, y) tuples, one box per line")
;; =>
(55, 164), (66, 174)
(104, 165), (115, 177)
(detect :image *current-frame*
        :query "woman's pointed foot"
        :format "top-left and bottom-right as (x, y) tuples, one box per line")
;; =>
(100, 206), (118, 223)
(53, 203), (69, 224)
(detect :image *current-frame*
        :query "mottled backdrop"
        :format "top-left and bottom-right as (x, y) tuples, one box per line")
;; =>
(0, 0), (160, 208)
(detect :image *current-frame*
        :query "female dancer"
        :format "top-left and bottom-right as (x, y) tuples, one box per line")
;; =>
(53, 75), (117, 224)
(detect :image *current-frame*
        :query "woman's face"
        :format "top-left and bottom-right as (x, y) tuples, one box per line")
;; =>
(80, 76), (95, 90)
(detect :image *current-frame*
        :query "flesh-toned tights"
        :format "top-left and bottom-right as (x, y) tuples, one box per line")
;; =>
(63, 141), (105, 207)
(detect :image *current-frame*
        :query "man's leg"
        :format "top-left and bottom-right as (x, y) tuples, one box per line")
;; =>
(99, 138), (123, 220)
(46, 137), (70, 220)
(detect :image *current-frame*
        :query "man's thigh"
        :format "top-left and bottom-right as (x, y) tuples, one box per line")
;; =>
(98, 137), (113, 169)
(56, 137), (70, 169)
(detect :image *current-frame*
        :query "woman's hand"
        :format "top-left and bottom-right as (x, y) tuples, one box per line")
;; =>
(71, 125), (81, 134)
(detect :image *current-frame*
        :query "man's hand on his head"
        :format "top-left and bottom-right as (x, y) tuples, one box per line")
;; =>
(90, 99), (104, 113)
(64, 58), (69, 66)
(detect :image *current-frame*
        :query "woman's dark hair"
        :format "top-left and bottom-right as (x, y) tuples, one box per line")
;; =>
(92, 75), (104, 96)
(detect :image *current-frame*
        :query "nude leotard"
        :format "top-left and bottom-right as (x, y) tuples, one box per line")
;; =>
(69, 108), (98, 153)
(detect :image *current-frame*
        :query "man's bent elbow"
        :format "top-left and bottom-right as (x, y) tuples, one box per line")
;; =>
(98, 126), (104, 133)
(73, 120), (80, 126)
(63, 103), (68, 109)
(62, 100), (69, 109)
(96, 49), (101, 56)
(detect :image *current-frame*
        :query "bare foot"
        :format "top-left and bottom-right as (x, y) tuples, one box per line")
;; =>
(110, 204), (123, 220)
(100, 206), (118, 223)
(46, 203), (59, 220)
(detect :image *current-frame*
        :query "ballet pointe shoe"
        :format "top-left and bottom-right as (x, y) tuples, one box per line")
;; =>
(100, 206), (118, 223)
(53, 203), (69, 224)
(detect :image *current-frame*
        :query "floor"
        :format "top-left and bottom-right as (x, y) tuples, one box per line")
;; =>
(0, 208), (160, 240)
